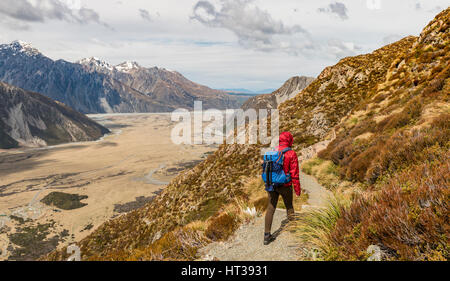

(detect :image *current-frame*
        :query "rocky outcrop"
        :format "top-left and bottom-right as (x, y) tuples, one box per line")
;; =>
(241, 76), (314, 111)
(0, 82), (109, 149)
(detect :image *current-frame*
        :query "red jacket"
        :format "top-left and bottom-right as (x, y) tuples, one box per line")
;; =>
(277, 132), (301, 196)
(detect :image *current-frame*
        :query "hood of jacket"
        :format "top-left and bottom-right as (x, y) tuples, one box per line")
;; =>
(279, 132), (293, 148)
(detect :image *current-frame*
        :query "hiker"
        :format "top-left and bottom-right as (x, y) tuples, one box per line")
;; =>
(262, 131), (301, 245)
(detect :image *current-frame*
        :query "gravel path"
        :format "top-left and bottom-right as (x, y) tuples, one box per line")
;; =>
(200, 173), (331, 261)
(300, 172), (332, 209)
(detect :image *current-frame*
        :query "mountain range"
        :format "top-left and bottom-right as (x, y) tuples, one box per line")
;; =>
(0, 41), (240, 114)
(0, 81), (109, 149)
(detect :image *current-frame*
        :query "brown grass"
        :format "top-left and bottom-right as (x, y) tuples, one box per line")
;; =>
(326, 157), (449, 261)
(205, 213), (240, 241)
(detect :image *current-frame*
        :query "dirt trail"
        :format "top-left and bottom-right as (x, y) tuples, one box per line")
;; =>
(200, 172), (331, 261)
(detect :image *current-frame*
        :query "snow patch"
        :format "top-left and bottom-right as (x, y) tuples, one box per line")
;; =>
(78, 57), (114, 71)
(0, 40), (41, 57)
(116, 61), (141, 72)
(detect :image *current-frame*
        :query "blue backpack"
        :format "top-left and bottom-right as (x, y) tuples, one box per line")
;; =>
(261, 148), (291, 192)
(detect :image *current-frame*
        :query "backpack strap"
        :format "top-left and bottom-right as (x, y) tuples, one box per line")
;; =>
(275, 148), (291, 164)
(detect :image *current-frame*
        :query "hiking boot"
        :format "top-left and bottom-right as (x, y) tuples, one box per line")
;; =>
(264, 233), (274, 245)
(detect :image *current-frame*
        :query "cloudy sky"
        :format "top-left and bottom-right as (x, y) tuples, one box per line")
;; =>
(0, 0), (448, 91)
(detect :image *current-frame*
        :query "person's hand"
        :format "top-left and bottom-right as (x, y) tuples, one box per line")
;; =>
(294, 185), (301, 197)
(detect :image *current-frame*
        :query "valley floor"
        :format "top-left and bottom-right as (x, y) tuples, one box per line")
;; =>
(0, 113), (215, 260)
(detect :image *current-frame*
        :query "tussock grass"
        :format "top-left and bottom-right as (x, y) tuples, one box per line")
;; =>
(205, 213), (240, 241)
(290, 195), (351, 260)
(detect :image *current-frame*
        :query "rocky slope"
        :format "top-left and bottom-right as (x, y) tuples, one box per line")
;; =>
(0, 42), (239, 114)
(0, 82), (109, 149)
(241, 76), (314, 111)
(45, 8), (449, 261)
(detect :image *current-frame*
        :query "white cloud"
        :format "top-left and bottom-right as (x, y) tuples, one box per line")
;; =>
(139, 8), (152, 22)
(318, 2), (349, 20)
(0, 0), (447, 91)
(191, 0), (313, 55)
(0, 0), (108, 25)
(328, 39), (361, 58)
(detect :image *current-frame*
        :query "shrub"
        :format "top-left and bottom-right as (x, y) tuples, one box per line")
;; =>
(366, 114), (449, 183)
(40, 192), (88, 210)
(322, 112), (449, 185)
(252, 197), (268, 212)
(205, 213), (239, 241)
(345, 146), (379, 182)
(127, 228), (208, 261)
(327, 157), (449, 260)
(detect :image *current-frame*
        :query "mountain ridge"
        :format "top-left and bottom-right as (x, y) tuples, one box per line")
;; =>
(78, 56), (240, 111)
(241, 76), (315, 111)
(0, 42), (240, 114)
(0, 81), (109, 149)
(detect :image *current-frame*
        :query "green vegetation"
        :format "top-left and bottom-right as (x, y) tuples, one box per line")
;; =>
(8, 222), (59, 261)
(302, 158), (350, 191)
(41, 192), (88, 210)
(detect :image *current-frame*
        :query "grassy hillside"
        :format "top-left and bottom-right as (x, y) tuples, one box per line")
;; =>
(279, 36), (416, 148)
(45, 8), (449, 261)
(300, 8), (449, 260)
(45, 144), (262, 260)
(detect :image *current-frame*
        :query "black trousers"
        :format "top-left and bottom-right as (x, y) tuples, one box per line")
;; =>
(264, 185), (294, 233)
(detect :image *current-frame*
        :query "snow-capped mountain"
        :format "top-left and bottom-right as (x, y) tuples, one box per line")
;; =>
(115, 61), (141, 72)
(0, 41), (240, 114)
(0, 40), (41, 57)
(77, 57), (115, 72)
(78, 56), (240, 110)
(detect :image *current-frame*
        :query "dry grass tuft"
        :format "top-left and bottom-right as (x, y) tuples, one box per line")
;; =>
(205, 213), (240, 241)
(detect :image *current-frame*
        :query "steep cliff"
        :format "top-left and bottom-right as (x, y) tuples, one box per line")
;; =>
(241, 76), (314, 111)
(0, 82), (109, 148)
